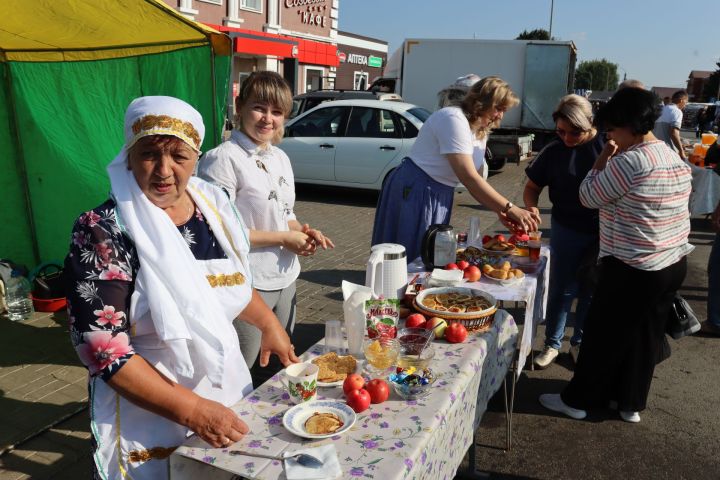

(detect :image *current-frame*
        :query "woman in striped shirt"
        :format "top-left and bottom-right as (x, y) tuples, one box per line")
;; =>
(539, 87), (693, 424)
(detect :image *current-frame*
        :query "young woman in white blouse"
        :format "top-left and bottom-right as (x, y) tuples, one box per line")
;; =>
(199, 72), (334, 381)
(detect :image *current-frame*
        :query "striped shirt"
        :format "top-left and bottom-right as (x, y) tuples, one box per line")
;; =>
(579, 140), (694, 271)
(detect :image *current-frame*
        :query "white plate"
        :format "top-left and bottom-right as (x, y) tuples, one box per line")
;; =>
(483, 274), (523, 287)
(282, 400), (356, 439)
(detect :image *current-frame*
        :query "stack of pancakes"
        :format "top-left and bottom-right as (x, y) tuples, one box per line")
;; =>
(311, 352), (357, 383)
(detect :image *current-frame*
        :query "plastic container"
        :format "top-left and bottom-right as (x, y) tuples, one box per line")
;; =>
(701, 133), (718, 145)
(693, 143), (709, 158)
(31, 294), (67, 313)
(6, 271), (34, 321)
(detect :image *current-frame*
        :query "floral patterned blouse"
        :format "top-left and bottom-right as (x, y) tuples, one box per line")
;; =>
(64, 198), (227, 382)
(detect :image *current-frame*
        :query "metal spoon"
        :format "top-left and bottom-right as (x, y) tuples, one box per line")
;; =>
(229, 449), (324, 469)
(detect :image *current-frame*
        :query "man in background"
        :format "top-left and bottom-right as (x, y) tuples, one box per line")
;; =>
(653, 90), (689, 160)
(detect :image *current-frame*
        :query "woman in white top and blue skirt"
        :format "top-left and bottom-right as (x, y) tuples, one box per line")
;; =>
(200, 72), (334, 383)
(371, 76), (540, 261)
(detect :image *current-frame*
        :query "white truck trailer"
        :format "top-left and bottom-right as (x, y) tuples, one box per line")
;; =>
(370, 39), (577, 170)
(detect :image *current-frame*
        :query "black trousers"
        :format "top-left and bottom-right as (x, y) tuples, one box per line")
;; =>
(562, 255), (687, 412)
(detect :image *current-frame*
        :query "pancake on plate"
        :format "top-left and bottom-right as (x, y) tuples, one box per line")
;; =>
(304, 412), (344, 434)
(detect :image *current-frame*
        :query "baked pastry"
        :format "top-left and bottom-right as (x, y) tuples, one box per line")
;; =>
(312, 352), (357, 383)
(304, 412), (344, 434)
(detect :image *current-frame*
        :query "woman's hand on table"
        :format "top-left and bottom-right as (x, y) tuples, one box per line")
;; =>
(186, 396), (249, 448)
(302, 223), (335, 250)
(258, 320), (301, 368)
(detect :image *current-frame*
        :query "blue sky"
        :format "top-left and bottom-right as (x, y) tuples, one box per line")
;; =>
(338, 0), (718, 89)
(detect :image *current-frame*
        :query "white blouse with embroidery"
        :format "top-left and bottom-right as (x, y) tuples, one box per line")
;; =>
(199, 130), (300, 290)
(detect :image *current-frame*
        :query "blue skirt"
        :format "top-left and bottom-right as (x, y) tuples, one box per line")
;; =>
(371, 158), (455, 262)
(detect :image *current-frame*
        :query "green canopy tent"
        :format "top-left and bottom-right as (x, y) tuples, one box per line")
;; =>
(1, 0), (231, 268)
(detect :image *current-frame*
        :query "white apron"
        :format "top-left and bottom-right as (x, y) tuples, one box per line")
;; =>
(90, 185), (254, 480)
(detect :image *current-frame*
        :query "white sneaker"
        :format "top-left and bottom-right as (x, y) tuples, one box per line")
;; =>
(534, 346), (559, 369)
(620, 410), (641, 423)
(569, 344), (580, 364)
(539, 393), (587, 420)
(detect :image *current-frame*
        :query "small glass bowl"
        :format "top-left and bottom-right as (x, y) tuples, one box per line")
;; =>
(363, 337), (400, 375)
(396, 344), (435, 370)
(396, 327), (434, 355)
(388, 368), (436, 400)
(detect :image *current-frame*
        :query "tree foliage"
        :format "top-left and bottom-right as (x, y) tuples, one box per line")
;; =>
(516, 29), (551, 40)
(702, 60), (720, 102)
(574, 59), (620, 91)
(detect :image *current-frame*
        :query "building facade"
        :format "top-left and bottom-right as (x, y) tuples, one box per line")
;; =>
(165, 0), (340, 101)
(335, 31), (387, 90)
(686, 70), (713, 102)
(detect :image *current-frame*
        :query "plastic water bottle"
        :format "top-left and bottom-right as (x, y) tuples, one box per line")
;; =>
(6, 271), (34, 321)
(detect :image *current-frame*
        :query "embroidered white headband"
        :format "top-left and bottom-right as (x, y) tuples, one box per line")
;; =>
(124, 96), (205, 152)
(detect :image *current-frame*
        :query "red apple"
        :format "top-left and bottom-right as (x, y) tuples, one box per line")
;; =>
(405, 313), (427, 329)
(445, 263), (459, 270)
(494, 234), (506, 243)
(457, 260), (470, 270)
(365, 379), (390, 404)
(343, 373), (365, 395)
(425, 317), (448, 338)
(445, 322), (468, 343)
(346, 388), (371, 413)
(463, 265), (481, 282)
(482, 235), (492, 244)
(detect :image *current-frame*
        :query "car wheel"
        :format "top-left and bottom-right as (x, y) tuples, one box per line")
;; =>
(487, 157), (506, 172)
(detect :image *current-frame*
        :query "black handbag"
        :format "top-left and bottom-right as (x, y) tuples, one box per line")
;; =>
(666, 294), (701, 340)
(31, 263), (65, 300)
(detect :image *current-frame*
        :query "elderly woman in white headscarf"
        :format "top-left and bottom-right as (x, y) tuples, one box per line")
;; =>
(64, 96), (299, 480)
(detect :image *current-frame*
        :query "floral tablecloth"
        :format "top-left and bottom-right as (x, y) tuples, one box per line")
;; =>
(408, 246), (550, 376)
(169, 310), (518, 480)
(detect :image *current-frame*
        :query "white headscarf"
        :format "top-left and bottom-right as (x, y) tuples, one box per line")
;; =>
(107, 96), (235, 387)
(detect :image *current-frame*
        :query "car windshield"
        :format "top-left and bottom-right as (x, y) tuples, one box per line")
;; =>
(406, 107), (431, 123)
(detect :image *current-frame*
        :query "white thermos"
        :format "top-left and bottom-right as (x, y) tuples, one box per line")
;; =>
(365, 243), (408, 300)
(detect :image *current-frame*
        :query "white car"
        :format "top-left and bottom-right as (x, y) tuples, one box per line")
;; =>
(279, 99), (431, 190)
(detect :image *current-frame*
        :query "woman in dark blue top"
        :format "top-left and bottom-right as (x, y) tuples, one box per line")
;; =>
(524, 94), (603, 369)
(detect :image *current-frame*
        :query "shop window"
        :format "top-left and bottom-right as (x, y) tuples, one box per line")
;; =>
(240, 0), (262, 13)
(354, 72), (369, 91)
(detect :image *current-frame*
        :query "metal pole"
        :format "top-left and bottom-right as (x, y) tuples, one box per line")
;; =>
(549, 0), (554, 39)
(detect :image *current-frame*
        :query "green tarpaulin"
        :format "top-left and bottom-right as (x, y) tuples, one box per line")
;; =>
(1, 0), (231, 268)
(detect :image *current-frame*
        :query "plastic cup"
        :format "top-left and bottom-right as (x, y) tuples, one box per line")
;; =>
(468, 217), (481, 246)
(528, 231), (542, 261)
(285, 363), (319, 404)
(324, 320), (344, 354)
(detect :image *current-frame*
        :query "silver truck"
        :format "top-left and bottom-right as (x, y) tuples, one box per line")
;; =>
(370, 39), (578, 170)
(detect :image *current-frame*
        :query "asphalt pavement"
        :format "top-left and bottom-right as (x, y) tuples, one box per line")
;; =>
(1, 144), (717, 479)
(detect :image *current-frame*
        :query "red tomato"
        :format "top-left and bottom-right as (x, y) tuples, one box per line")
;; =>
(494, 234), (506, 243)
(445, 322), (468, 343)
(482, 235), (492, 244)
(365, 379), (390, 404)
(343, 373), (365, 394)
(445, 263), (459, 270)
(346, 388), (371, 413)
(405, 313), (426, 329)
(463, 265), (481, 282)
(456, 260), (470, 270)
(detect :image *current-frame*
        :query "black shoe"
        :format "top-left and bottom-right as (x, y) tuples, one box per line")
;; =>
(700, 320), (720, 337)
